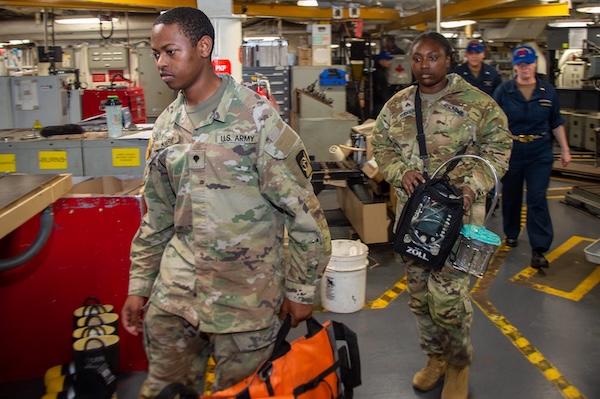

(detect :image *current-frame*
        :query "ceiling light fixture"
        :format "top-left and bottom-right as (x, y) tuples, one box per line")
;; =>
(576, 2), (600, 13)
(243, 36), (282, 41)
(440, 20), (476, 28)
(55, 17), (119, 25)
(297, 0), (318, 6)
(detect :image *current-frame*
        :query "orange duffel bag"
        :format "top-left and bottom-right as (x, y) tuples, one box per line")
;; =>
(157, 315), (361, 399)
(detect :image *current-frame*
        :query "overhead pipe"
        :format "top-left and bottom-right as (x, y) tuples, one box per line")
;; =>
(436, 0), (441, 33)
(0, 206), (54, 272)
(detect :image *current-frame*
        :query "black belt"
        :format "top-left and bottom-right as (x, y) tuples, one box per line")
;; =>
(511, 132), (548, 142)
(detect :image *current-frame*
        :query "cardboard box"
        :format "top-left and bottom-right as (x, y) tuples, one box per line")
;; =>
(337, 185), (390, 244)
(66, 176), (143, 196)
(312, 44), (331, 66)
(298, 47), (312, 66)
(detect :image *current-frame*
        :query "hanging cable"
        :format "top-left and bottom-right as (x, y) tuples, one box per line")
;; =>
(99, 13), (114, 40)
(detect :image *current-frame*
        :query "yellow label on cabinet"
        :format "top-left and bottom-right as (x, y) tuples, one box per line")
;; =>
(0, 154), (16, 172)
(112, 148), (140, 167)
(39, 151), (68, 170)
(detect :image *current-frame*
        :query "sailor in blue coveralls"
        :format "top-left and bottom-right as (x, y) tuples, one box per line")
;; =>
(493, 45), (572, 269)
(451, 40), (502, 97)
(452, 40), (504, 213)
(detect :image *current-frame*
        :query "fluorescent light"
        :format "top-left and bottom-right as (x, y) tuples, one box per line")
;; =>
(55, 17), (119, 25)
(548, 20), (593, 28)
(576, 3), (600, 13)
(440, 20), (476, 28)
(297, 0), (318, 6)
(244, 36), (281, 41)
(441, 32), (458, 39)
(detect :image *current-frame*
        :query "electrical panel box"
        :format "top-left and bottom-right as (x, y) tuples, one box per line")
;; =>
(560, 61), (586, 88)
(10, 75), (73, 129)
(0, 77), (13, 129)
(88, 46), (128, 70)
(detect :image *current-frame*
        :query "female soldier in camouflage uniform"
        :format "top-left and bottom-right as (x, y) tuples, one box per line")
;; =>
(372, 32), (512, 399)
(120, 7), (331, 398)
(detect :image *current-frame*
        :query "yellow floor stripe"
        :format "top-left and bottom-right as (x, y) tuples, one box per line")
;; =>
(471, 246), (587, 399)
(315, 275), (407, 312)
(365, 276), (407, 309)
(510, 236), (600, 301)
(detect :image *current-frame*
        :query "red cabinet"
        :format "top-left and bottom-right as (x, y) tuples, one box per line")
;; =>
(82, 87), (147, 125)
(0, 195), (148, 382)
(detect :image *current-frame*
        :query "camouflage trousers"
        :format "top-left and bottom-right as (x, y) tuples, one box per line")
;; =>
(139, 303), (280, 399)
(405, 261), (474, 367)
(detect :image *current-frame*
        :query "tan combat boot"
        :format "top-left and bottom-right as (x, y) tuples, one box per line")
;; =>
(441, 364), (469, 399)
(412, 354), (447, 391)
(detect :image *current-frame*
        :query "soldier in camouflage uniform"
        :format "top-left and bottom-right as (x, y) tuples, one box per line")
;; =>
(372, 32), (512, 399)
(120, 7), (331, 398)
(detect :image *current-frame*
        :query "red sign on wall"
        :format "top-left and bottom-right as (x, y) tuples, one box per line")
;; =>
(109, 70), (126, 81)
(212, 59), (231, 74)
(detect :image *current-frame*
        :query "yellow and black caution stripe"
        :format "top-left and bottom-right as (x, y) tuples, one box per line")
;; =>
(365, 277), (407, 309)
(510, 236), (600, 301)
(472, 245), (587, 399)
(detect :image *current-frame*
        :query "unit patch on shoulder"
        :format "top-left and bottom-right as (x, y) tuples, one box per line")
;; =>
(296, 149), (312, 179)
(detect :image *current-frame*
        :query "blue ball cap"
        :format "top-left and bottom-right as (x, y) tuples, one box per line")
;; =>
(512, 45), (537, 66)
(466, 41), (484, 53)
(376, 51), (394, 61)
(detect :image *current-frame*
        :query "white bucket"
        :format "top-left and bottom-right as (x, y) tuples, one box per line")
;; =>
(320, 240), (369, 313)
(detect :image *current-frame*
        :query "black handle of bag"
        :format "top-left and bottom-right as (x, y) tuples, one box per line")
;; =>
(333, 321), (362, 397)
(269, 315), (324, 363)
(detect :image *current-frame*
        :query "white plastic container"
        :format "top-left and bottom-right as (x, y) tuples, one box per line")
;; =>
(320, 239), (369, 313)
(104, 95), (123, 138)
(584, 238), (600, 264)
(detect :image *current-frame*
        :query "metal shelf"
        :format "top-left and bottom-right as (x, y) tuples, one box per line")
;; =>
(242, 66), (291, 124)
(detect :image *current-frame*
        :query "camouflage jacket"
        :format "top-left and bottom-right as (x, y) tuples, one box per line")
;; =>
(372, 73), (512, 226)
(128, 74), (331, 333)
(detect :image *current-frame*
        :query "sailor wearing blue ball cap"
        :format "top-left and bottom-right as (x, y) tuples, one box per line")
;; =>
(512, 45), (537, 66)
(493, 44), (572, 271)
(450, 40), (502, 97)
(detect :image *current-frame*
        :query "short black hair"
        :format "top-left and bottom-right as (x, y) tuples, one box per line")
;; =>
(154, 7), (215, 48)
(410, 31), (453, 58)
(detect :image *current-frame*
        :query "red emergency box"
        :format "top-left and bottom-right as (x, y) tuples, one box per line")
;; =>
(82, 87), (147, 125)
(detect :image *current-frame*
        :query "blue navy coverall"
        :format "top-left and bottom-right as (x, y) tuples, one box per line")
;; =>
(493, 78), (564, 253)
(451, 63), (502, 97)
